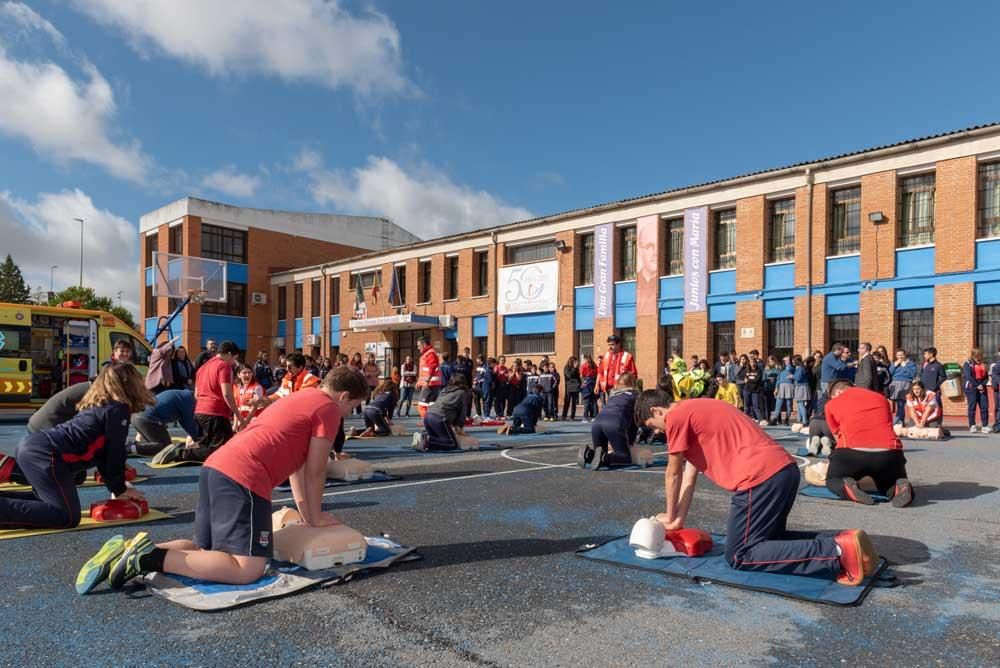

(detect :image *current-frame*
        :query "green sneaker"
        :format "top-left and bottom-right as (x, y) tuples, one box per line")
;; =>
(108, 532), (154, 589)
(76, 534), (126, 595)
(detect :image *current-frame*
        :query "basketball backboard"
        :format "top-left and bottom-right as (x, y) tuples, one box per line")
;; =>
(151, 252), (227, 303)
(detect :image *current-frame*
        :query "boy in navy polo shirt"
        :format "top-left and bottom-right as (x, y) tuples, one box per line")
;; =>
(579, 373), (638, 470)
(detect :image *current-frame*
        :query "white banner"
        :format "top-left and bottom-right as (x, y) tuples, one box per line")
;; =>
(497, 260), (559, 315)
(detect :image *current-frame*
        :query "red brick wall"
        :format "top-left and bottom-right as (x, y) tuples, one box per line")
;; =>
(935, 282), (975, 417)
(859, 289), (895, 349)
(809, 183), (829, 285)
(683, 311), (709, 361)
(736, 300), (765, 354)
(736, 195), (765, 292)
(935, 157), (977, 274)
(860, 171), (897, 280)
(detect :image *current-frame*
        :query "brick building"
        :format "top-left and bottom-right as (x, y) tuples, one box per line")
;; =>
(139, 197), (420, 359)
(141, 125), (1000, 416)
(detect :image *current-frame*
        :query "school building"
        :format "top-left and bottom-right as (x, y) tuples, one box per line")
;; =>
(138, 197), (420, 356)
(140, 124), (1000, 410)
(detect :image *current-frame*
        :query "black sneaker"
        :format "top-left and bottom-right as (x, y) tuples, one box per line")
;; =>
(590, 447), (607, 472)
(577, 445), (595, 469)
(888, 478), (913, 508)
(841, 478), (876, 505)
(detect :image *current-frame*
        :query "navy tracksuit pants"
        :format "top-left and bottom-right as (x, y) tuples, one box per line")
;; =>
(363, 407), (391, 436)
(423, 412), (459, 451)
(725, 463), (840, 578)
(590, 420), (632, 467)
(0, 433), (80, 529)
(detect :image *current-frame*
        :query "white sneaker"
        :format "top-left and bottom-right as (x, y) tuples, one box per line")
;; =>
(411, 431), (424, 449)
(970, 425), (979, 434)
(806, 436), (821, 456)
(820, 436), (833, 456)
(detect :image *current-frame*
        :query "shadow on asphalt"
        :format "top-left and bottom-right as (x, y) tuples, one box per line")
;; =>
(911, 481), (999, 506)
(398, 535), (617, 571)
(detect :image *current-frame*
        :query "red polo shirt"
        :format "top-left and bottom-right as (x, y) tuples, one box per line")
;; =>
(825, 387), (902, 451)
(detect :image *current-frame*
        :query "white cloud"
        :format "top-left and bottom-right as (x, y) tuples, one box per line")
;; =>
(202, 166), (262, 199)
(0, 6), (150, 182)
(1, 1), (65, 46)
(72, 0), (413, 97)
(302, 154), (534, 239)
(0, 189), (140, 316)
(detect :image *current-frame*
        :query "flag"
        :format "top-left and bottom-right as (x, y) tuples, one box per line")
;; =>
(355, 277), (366, 313)
(387, 268), (400, 307)
(372, 283), (380, 304)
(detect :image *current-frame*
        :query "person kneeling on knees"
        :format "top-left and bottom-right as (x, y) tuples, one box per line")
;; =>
(580, 373), (638, 470)
(76, 366), (368, 594)
(499, 385), (545, 435)
(824, 380), (914, 507)
(419, 376), (470, 451)
(637, 381), (880, 586)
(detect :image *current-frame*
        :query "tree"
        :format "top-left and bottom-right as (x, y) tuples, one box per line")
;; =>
(48, 286), (138, 330)
(0, 254), (31, 303)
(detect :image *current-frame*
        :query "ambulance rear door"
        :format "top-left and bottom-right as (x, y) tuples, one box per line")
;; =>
(65, 319), (98, 385)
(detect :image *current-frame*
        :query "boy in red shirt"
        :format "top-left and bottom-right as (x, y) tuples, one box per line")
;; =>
(637, 388), (879, 586)
(78, 367), (369, 592)
(824, 380), (913, 507)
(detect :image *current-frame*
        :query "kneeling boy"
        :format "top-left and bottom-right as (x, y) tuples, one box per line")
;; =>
(76, 366), (368, 594)
(824, 380), (913, 507)
(499, 385), (545, 435)
(579, 373), (638, 470)
(637, 386), (879, 586)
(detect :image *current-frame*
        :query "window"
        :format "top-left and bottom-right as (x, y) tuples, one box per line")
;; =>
(169, 225), (183, 254)
(0, 324), (29, 359)
(664, 325), (683, 361)
(828, 314), (859, 356)
(830, 187), (861, 256)
(474, 251), (489, 296)
(311, 279), (321, 317)
(897, 309), (934, 357)
(898, 173), (935, 247)
(977, 305), (1000, 356)
(329, 278), (339, 315)
(978, 162), (1000, 239)
(714, 209), (736, 270)
(144, 286), (155, 316)
(349, 271), (381, 289)
(202, 282), (247, 317)
(144, 233), (157, 268)
(578, 234), (594, 285)
(506, 333), (555, 354)
(293, 283), (303, 318)
(616, 327), (636, 356)
(109, 332), (150, 366)
(474, 336), (488, 359)
(419, 261), (432, 303)
(768, 318), (794, 360)
(768, 198), (796, 263)
(577, 330), (594, 360)
(446, 255), (459, 300)
(277, 286), (287, 320)
(201, 224), (247, 264)
(712, 321), (735, 361)
(617, 227), (637, 280)
(395, 266), (406, 306)
(665, 218), (684, 276)
(506, 241), (555, 264)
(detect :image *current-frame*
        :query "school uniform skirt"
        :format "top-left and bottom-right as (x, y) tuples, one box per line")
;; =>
(793, 384), (812, 402)
(776, 383), (795, 400)
(888, 380), (912, 402)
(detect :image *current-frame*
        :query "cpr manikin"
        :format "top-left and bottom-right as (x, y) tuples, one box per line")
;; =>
(893, 424), (943, 440)
(326, 458), (374, 481)
(272, 507), (367, 570)
(629, 446), (655, 467)
(628, 518), (713, 559)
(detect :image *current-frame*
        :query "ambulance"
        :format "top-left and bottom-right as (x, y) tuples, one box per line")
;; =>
(0, 301), (151, 409)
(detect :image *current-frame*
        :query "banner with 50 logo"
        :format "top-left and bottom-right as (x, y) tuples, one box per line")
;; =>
(497, 260), (559, 315)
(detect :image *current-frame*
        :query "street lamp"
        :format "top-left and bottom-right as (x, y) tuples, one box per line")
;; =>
(74, 218), (84, 287)
(49, 265), (58, 294)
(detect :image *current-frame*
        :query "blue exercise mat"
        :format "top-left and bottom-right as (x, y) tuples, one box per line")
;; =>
(274, 471), (400, 492)
(139, 537), (421, 611)
(577, 534), (892, 606)
(403, 443), (501, 453)
(799, 485), (889, 503)
(583, 459), (668, 471)
(795, 447), (828, 458)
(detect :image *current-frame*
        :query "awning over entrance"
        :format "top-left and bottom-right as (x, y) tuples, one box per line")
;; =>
(349, 313), (455, 332)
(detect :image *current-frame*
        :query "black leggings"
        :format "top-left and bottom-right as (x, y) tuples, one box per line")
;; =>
(825, 448), (908, 498)
(562, 391), (579, 419)
(0, 433), (80, 529)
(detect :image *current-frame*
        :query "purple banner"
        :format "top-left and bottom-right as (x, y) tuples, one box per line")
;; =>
(593, 222), (613, 319)
(683, 206), (708, 312)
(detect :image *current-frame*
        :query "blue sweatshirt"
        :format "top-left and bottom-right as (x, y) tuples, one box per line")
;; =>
(140, 389), (199, 439)
(38, 402), (131, 495)
(820, 352), (848, 383)
(512, 392), (545, 428)
(890, 360), (917, 383)
(367, 391), (397, 417)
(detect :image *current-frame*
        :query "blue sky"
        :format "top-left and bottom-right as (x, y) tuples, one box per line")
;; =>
(1, 0), (998, 313)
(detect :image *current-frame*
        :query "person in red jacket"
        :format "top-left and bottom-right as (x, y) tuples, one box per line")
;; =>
(415, 336), (442, 418)
(825, 380), (913, 507)
(597, 335), (637, 396)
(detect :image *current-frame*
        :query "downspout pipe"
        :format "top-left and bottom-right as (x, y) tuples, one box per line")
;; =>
(491, 231), (499, 358)
(804, 168), (814, 354)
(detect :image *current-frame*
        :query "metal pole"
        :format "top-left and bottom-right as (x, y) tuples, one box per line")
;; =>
(74, 218), (84, 287)
(49, 265), (57, 293)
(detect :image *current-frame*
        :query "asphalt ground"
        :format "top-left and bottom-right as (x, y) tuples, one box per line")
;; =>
(2, 412), (999, 667)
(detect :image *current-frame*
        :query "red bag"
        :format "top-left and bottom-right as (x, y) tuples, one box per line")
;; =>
(90, 498), (149, 522)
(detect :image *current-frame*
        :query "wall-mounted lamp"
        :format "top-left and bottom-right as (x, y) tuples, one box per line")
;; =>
(555, 239), (568, 252)
(868, 211), (886, 225)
